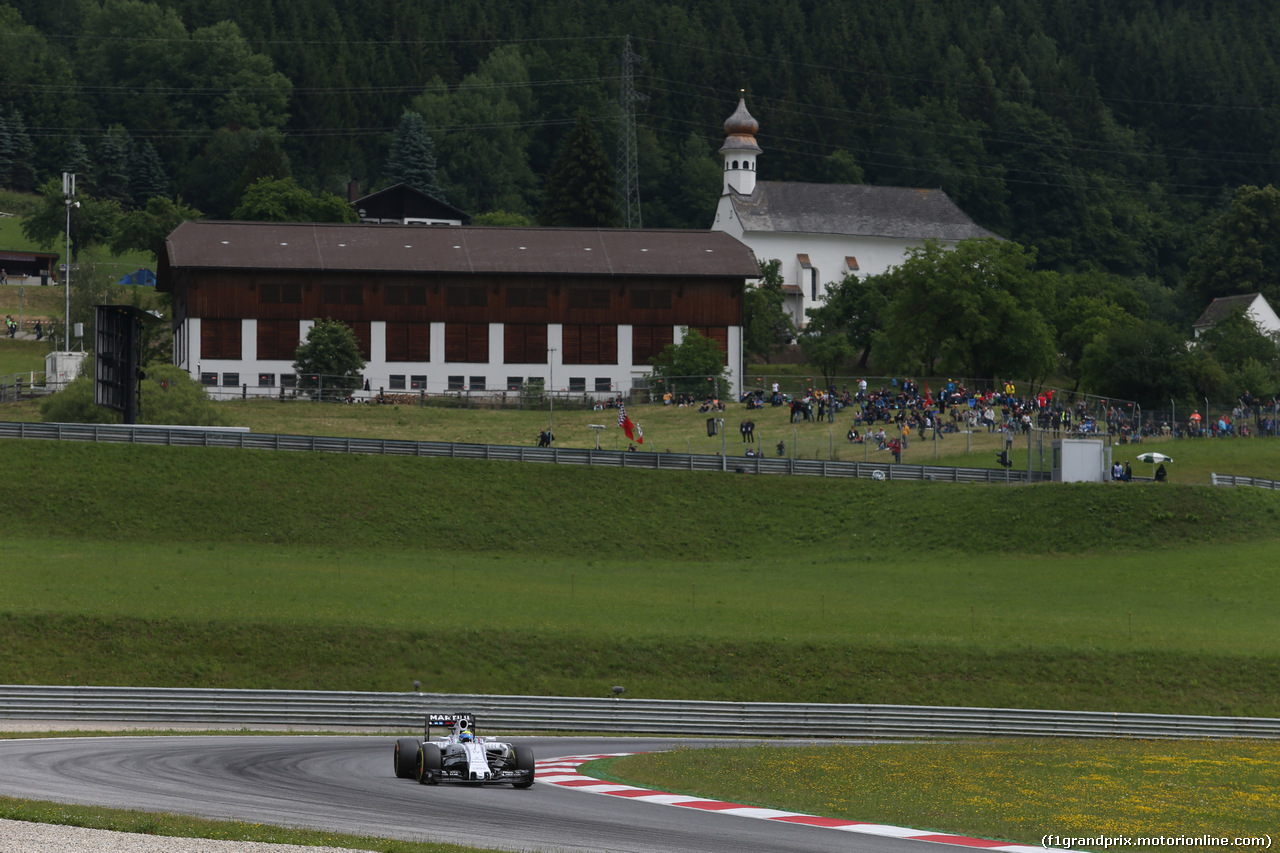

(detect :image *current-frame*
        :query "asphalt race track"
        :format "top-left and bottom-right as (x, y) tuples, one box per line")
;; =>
(0, 735), (942, 853)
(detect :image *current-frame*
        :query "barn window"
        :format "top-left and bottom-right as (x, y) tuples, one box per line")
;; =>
(446, 286), (487, 307)
(507, 287), (548, 308)
(385, 285), (427, 306)
(257, 320), (300, 360)
(562, 324), (618, 365)
(567, 288), (610, 309)
(504, 324), (548, 363)
(386, 322), (431, 362)
(445, 323), (489, 362)
(200, 318), (242, 359)
(322, 284), (363, 305)
(260, 283), (302, 304)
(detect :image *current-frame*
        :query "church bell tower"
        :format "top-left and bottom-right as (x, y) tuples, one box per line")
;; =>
(719, 95), (761, 195)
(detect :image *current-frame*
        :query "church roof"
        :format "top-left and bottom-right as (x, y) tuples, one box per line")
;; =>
(1192, 293), (1267, 329)
(727, 181), (1000, 241)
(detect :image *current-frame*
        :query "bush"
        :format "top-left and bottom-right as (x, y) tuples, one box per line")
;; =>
(40, 362), (226, 425)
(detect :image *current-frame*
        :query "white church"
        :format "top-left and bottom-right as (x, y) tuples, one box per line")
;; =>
(710, 98), (999, 326)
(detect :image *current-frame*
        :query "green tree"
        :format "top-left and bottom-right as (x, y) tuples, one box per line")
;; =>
(6, 111), (35, 192)
(1194, 306), (1280, 401)
(293, 318), (366, 401)
(181, 128), (265, 219)
(798, 328), (857, 387)
(1196, 306), (1280, 373)
(539, 111), (620, 227)
(671, 133), (722, 230)
(412, 46), (537, 215)
(1185, 185), (1280, 308)
(111, 196), (204, 262)
(803, 270), (889, 369)
(818, 149), (865, 185)
(1047, 271), (1151, 389)
(128, 138), (170, 206)
(21, 178), (121, 259)
(471, 210), (532, 227)
(742, 259), (795, 361)
(95, 127), (132, 205)
(650, 328), (730, 399)
(873, 238), (1057, 382)
(76, 2), (290, 146)
(384, 111), (445, 199)
(1079, 318), (1203, 408)
(232, 177), (357, 223)
(0, 110), (36, 192)
(229, 131), (292, 207)
(875, 97), (1008, 231)
(60, 138), (93, 186)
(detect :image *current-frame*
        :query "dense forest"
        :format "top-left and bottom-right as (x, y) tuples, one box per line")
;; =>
(5, 0), (1280, 405)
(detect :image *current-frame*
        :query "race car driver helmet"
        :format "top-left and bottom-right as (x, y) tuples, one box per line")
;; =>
(459, 729), (474, 742)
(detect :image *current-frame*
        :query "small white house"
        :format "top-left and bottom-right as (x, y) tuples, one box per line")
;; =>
(710, 98), (1000, 327)
(1191, 292), (1280, 338)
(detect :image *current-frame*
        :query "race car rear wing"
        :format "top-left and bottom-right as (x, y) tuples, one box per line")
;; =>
(424, 713), (475, 737)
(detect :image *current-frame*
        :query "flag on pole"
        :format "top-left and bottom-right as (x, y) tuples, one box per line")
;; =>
(618, 402), (636, 441)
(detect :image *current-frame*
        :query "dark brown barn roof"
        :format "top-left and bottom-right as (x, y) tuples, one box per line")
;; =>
(162, 222), (760, 285)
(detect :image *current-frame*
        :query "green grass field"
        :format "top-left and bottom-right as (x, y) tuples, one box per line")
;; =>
(1, 439), (1278, 716)
(600, 739), (1280, 850)
(3, 385), (1274, 484)
(1, 396), (1279, 849)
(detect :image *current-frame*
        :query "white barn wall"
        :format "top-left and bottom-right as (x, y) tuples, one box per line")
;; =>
(181, 319), (735, 399)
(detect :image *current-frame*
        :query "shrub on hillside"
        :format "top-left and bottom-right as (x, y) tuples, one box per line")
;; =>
(40, 363), (227, 426)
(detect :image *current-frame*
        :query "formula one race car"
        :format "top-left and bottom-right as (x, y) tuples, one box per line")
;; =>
(393, 713), (535, 788)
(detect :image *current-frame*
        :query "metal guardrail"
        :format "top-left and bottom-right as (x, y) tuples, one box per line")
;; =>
(1211, 472), (1280, 489)
(0, 686), (1275, 740)
(0, 421), (1047, 483)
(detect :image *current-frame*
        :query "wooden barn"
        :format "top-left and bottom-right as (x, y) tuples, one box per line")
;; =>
(158, 221), (759, 398)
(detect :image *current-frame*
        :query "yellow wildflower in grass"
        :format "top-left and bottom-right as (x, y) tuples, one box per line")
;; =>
(606, 738), (1280, 851)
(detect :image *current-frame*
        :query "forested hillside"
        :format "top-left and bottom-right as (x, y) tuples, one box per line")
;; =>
(4, 0), (1280, 404)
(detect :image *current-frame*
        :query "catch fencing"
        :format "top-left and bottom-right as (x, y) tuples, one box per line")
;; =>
(0, 686), (1274, 740)
(0, 421), (1047, 483)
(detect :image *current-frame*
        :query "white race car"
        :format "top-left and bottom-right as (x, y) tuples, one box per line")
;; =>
(393, 713), (535, 788)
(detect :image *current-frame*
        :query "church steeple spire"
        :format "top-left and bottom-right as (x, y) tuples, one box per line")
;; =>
(719, 93), (761, 195)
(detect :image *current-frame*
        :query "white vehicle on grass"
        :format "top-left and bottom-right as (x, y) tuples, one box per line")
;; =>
(393, 713), (535, 788)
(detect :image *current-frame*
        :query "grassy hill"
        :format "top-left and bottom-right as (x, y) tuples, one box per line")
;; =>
(1, 438), (1278, 717)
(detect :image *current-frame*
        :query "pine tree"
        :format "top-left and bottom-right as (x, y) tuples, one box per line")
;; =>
(383, 111), (445, 200)
(0, 114), (12, 188)
(7, 111), (36, 192)
(95, 128), (132, 205)
(128, 138), (170, 206)
(61, 137), (94, 190)
(539, 111), (620, 228)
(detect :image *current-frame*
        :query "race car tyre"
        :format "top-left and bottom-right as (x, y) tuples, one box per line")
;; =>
(511, 745), (535, 789)
(394, 738), (420, 779)
(416, 743), (442, 785)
